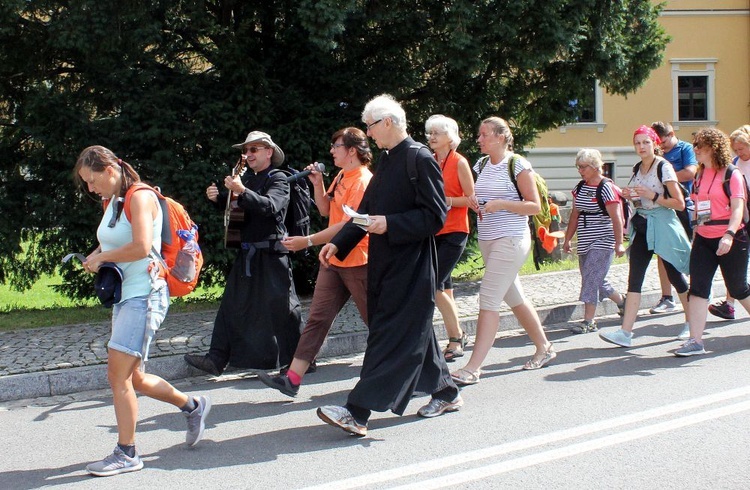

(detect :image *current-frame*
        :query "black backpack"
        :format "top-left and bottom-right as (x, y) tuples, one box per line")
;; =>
(573, 178), (630, 229)
(267, 169), (313, 248)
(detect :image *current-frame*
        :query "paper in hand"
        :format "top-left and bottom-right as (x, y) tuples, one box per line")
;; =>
(342, 204), (372, 229)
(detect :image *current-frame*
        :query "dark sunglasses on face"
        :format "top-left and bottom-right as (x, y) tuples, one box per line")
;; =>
(242, 146), (268, 154)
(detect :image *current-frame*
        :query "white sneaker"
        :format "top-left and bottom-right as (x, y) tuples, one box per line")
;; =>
(650, 297), (677, 314)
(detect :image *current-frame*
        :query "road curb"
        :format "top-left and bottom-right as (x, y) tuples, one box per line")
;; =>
(0, 288), (699, 403)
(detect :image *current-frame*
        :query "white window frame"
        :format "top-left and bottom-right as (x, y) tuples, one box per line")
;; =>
(559, 80), (605, 133)
(670, 58), (717, 127)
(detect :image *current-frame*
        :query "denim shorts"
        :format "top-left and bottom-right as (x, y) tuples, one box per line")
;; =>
(108, 282), (169, 361)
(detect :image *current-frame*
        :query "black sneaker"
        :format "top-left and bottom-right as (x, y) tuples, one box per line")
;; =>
(258, 371), (299, 397)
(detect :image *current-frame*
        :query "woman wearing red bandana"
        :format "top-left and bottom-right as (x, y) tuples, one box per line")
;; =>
(599, 126), (691, 348)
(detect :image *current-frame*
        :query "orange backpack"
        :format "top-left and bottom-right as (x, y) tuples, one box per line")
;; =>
(116, 183), (203, 297)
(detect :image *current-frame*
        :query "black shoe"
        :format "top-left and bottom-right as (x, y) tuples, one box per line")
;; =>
(184, 354), (222, 376)
(257, 371), (299, 397)
(280, 360), (317, 376)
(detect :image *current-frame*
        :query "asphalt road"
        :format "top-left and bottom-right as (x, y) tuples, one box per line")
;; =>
(3, 309), (750, 489)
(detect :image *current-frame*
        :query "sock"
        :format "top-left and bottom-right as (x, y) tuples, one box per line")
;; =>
(433, 385), (460, 403)
(181, 397), (197, 413)
(286, 370), (302, 386)
(117, 443), (136, 458)
(663, 295), (674, 301)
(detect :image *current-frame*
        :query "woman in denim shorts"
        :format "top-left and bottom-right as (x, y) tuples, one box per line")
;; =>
(75, 146), (211, 477)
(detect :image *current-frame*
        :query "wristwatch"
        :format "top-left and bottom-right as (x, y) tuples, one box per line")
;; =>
(307, 236), (314, 248)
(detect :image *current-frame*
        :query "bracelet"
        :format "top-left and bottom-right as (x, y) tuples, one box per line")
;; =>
(306, 236), (314, 248)
(724, 230), (736, 239)
(651, 192), (660, 203)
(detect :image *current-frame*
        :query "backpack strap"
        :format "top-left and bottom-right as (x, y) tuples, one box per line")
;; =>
(477, 155), (491, 176)
(594, 178), (611, 214)
(507, 154), (523, 200)
(406, 143), (425, 185)
(573, 179), (585, 198)
(575, 178), (609, 215)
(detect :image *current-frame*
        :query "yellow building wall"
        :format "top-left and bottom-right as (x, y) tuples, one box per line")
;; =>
(530, 1), (750, 192)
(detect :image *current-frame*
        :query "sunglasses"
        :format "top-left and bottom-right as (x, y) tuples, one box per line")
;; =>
(242, 146), (269, 154)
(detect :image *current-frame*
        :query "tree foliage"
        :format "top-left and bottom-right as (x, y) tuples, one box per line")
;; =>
(0, 0), (668, 297)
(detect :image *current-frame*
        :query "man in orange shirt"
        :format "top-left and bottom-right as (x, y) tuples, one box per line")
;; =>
(258, 127), (373, 396)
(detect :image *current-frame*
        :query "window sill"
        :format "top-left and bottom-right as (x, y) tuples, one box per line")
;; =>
(559, 123), (606, 133)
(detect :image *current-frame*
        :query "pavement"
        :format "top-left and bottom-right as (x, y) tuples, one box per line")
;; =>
(0, 261), (727, 403)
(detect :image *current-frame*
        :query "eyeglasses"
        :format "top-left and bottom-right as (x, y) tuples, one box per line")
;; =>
(575, 164), (592, 170)
(242, 146), (268, 154)
(366, 119), (383, 130)
(425, 131), (447, 139)
(330, 143), (346, 149)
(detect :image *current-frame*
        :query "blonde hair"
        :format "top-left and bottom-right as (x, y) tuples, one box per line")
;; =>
(575, 148), (604, 171)
(480, 116), (514, 150)
(730, 125), (750, 146)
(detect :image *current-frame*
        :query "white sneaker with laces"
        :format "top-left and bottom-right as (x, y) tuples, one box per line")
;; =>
(650, 297), (677, 314)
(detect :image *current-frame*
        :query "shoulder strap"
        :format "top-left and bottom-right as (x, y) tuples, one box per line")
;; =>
(477, 155), (491, 175)
(657, 159), (665, 183)
(595, 178), (611, 213)
(573, 179), (585, 196)
(723, 164), (736, 199)
(123, 183), (160, 223)
(406, 143), (424, 185)
(507, 154), (522, 200)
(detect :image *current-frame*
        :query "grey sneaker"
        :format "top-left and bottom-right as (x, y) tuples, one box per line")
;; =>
(571, 319), (597, 334)
(316, 405), (367, 437)
(86, 446), (143, 477)
(674, 338), (706, 357)
(599, 328), (632, 347)
(649, 297), (677, 314)
(185, 395), (212, 447)
(417, 395), (464, 418)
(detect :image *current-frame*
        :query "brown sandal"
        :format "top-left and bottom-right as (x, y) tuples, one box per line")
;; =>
(443, 332), (468, 362)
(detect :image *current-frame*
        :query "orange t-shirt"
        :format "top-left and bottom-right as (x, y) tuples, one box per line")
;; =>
(327, 165), (373, 267)
(437, 150), (470, 235)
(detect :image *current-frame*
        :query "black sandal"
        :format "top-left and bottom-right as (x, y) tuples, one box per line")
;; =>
(443, 332), (468, 362)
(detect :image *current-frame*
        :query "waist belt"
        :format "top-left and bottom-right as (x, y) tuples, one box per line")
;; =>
(695, 219), (730, 226)
(241, 237), (286, 277)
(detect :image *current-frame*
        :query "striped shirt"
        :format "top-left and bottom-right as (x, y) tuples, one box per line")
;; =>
(572, 181), (618, 254)
(473, 153), (532, 240)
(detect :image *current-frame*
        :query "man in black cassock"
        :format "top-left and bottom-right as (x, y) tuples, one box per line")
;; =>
(184, 131), (301, 375)
(317, 95), (463, 437)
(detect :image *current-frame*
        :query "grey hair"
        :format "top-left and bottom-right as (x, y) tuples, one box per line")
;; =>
(362, 94), (407, 130)
(480, 116), (514, 150)
(575, 148), (604, 171)
(425, 114), (461, 149)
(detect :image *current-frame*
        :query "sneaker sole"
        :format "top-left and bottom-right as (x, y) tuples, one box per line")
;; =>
(316, 408), (367, 437)
(598, 333), (631, 348)
(188, 397), (212, 447)
(257, 372), (298, 398)
(87, 460), (144, 477)
(674, 348), (706, 357)
(649, 308), (677, 314)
